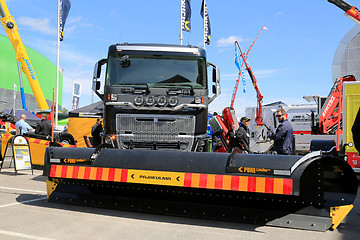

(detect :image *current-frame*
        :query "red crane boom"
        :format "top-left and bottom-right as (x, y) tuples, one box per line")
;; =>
(235, 41), (264, 126)
(230, 25), (266, 109)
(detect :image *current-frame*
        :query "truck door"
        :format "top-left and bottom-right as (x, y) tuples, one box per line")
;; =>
(344, 82), (360, 170)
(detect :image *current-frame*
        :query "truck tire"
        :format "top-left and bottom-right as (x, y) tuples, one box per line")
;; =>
(58, 133), (76, 145)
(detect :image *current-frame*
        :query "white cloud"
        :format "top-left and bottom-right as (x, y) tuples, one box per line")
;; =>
(17, 17), (56, 35)
(217, 36), (249, 47)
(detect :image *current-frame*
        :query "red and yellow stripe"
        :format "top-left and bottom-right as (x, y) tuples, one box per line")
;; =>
(49, 165), (293, 195)
(1, 134), (77, 166)
(26, 137), (77, 148)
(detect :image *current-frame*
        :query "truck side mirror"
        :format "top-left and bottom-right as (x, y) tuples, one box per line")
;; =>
(208, 62), (221, 104)
(93, 59), (107, 80)
(92, 59), (107, 99)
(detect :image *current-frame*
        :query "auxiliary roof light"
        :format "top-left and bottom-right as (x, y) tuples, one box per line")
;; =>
(145, 96), (155, 106)
(157, 96), (167, 107)
(134, 96), (144, 106)
(168, 97), (178, 107)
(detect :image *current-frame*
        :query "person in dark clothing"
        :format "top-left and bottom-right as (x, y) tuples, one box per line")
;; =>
(268, 108), (293, 155)
(91, 118), (103, 147)
(237, 116), (251, 153)
(225, 124), (240, 153)
(352, 107), (360, 154)
(35, 113), (52, 136)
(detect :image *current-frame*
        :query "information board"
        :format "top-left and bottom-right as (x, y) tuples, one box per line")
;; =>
(13, 145), (31, 170)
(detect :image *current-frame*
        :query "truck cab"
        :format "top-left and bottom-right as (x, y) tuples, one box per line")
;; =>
(92, 43), (220, 151)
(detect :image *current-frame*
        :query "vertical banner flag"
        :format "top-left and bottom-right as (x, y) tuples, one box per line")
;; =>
(181, 0), (191, 32)
(59, 0), (71, 41)
(200, 0), (211, 45)
(235, 47), (246, 93)
(71, 81), (81, 110)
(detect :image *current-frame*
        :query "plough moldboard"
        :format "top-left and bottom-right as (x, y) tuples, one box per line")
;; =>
(43, 147), (358, 231)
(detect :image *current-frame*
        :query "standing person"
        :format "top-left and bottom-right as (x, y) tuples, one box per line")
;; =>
(268, 108), (293, 155)
(352, 107), (360, 154)
(35, 113), (52, 136)
(91, 118), (103, 147)
(15, 114), (33, 135)
(225, 124), (239, 153)
(237, 116), (251, 153)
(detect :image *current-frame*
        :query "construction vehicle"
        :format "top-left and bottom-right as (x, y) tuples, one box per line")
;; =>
(44, 43), (357, 231)
(327, 1), (360, 171)
(90, 43), (220, 151)
(309, 76), (360, 172)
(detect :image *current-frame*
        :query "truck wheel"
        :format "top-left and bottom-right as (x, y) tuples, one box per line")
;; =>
(59, 136), (75, 145)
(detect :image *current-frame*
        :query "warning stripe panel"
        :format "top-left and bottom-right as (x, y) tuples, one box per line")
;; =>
(49, 165), (293, 195)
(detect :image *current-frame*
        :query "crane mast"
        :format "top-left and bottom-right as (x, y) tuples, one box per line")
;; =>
(0, 0), (49, 111)
(235, 41), (264, 126)
(230, 25), (266, 109)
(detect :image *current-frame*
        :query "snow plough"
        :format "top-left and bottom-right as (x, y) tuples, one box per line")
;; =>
(44, 43), (357, 231)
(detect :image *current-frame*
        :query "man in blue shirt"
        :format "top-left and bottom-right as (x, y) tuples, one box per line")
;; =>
(268, 108), (293, 155)
(15, 114), (33, 135)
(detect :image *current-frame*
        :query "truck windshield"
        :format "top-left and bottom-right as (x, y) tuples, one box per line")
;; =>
(106, 54), (207, 89)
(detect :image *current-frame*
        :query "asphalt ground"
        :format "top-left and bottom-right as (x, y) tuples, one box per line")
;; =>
(0, 168), (360, 240)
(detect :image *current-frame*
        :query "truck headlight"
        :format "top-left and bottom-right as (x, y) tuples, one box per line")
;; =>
(194, 97), (204, 104)
(111, 94), (117, 101)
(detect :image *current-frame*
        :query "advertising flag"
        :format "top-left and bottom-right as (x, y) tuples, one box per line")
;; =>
(181, 0), (191, 32)
(59, 0), (71, 41)
(235, 47), (246, 93)
(71, 81), (81, 110)
(200, 0), (211, 45)
(235, 47), (241, 71)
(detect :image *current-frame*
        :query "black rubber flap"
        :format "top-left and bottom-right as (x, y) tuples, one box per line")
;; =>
(93, 149), (231, 174)
(51, 147), (95, 160)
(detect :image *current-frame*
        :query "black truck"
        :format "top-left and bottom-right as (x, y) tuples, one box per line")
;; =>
(92, 43), (220, 151)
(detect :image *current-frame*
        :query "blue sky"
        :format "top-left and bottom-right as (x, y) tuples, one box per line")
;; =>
(0, 0), (357, 115)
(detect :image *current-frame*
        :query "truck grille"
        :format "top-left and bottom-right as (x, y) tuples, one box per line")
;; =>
(116, 114), (195, 151)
